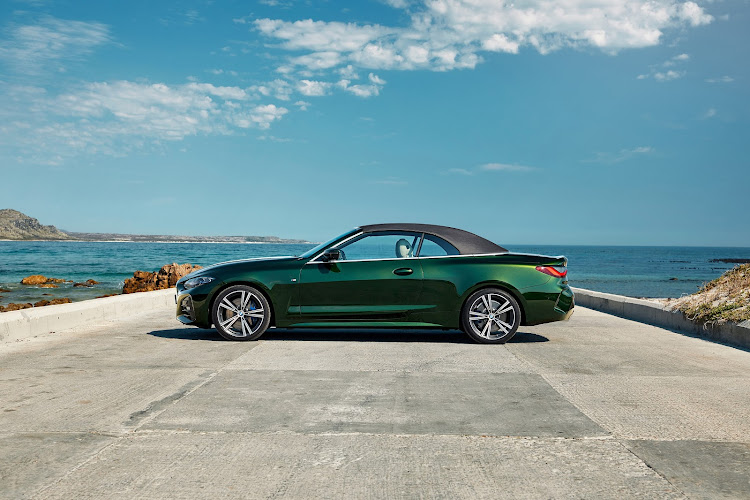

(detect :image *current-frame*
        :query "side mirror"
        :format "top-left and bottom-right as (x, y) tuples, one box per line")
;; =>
(321, 248), (341, 262)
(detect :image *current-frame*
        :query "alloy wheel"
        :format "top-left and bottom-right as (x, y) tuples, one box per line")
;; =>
(468, 292), (517, 341)
(216, 289), (266, 338)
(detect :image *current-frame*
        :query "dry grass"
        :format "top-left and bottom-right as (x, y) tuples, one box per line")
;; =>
(663, 264), (750, 324)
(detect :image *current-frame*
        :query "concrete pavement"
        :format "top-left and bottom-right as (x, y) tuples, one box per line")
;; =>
(1, 307), (748, 499)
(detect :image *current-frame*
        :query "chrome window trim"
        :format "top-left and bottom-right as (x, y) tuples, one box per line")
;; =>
(304, 251), (510, 265)
(305, 233), (564, 266)
(307, 230), (423, 264)
(418, 253), (509, 260)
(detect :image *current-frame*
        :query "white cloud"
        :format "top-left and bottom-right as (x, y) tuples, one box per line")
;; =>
(640, 53), (690, 81)
(703, 107), (717, 119)
(480, 163), (535, 172)
(294, 100), (311, 111)
(185, 82), (249, 100)
(654, 70), (685, 81)
(706, 76), (733, 83)
(297, 79), (331, 96)
(677, 1), (713, 26)
(255, 19), (388, 53)
(254, 1), (714, 77)
(0, 16), (111, 74)
(447, 162), (537, 175)
(337, 73), (387, 98)
(289, 51), (342, 70)
(209, 68), (239, 76)
(247, 1), (713, 100)
(368, 73), (386, 85)
(0, 80), (288, 162)
(234, 104), (288, 129)
(585, 146), (653, 164)
(250, 79), (293, 100)
(258, 0), (294, 7)
(663, 53), (690, 66)
(381, 0), (411, 8)
(338, 64), (359, 79)
(482, 34), (519, 54)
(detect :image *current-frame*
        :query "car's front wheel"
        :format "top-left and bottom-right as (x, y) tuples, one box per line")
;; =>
(211, 285), (271, 341)
(461, 288), (520, 344)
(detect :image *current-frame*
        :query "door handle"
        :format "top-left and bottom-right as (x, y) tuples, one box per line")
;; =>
(393, 267), (413, 276)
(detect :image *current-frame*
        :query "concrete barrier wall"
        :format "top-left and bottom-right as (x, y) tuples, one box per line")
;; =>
(572, 287), (750, 350)
(0, 289), (176, 344)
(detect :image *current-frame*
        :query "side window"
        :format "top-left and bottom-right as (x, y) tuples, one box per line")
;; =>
(334, 232), (421, 261)
(418, 234), (459, 257)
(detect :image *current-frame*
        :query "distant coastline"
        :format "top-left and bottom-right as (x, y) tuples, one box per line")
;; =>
(0, 209), (312, 245)
(0, 239), (316, 245)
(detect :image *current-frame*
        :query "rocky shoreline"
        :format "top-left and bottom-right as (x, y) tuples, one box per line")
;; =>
(0, 263), (200, 313)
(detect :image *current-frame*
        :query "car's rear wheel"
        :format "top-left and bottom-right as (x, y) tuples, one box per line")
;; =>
(461, 288), (520, 344)
(211, 285), (271, 341)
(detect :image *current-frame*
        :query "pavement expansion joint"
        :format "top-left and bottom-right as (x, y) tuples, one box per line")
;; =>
(125, 429), (617, 441)
(619, 440), (686, 497)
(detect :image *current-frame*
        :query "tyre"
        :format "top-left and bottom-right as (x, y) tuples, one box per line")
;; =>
(211, 285), (271, 341)
(461, 288), (520, 344)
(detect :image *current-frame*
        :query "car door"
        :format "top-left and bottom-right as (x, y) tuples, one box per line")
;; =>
(413, 234), (464, 326)
(296, 231), (424, 323)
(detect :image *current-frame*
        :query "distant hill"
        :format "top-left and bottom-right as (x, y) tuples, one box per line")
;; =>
(0, 209), (72, 240)
(64, 231), (311, 244)
(0, 209), (311, 244)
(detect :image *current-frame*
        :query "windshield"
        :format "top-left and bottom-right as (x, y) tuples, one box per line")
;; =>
(298, 228), (359, 259)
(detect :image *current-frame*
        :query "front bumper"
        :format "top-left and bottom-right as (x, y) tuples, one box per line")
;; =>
(175, 281), (218, 328)
(176, 293), (196, 324)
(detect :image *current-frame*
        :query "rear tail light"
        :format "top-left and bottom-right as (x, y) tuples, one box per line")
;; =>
(536, 265), (567, 278)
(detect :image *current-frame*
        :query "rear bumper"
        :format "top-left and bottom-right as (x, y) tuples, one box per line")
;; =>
(554, 286), (575, 317)
(521, 282), (574, 325)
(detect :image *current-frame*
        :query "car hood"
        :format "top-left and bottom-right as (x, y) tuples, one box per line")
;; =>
(180, 255), (300, 281)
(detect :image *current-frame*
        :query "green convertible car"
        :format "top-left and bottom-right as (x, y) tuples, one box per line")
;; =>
(175, 223), (574, 344)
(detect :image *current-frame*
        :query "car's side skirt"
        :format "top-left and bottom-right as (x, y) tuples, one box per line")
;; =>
(282, 321), (445, 328)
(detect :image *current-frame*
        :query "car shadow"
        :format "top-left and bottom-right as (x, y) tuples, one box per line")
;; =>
(147, 327), (548, 344)
(148, 328), (225, 341)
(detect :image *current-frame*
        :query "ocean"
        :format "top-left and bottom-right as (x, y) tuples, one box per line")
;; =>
(1, 241), (748, 305)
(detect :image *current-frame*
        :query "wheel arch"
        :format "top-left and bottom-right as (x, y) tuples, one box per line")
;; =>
(208, 280), (276, 327)
(459, 281), (527, 326)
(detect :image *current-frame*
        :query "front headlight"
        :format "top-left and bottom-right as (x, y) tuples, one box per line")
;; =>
(183, 276), (215, 289)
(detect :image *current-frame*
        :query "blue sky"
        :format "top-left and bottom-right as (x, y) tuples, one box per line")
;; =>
(1, 0), (747, 246)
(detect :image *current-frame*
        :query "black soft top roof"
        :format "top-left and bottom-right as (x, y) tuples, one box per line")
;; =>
(359, 223), (507, 255)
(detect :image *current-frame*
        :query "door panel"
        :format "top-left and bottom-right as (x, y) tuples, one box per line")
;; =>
(297, 259), (423, 322)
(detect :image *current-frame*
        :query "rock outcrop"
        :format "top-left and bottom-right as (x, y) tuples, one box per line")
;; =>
(33, 298), (72, 307)
(123, 263), (202, 294)
(21, 275), (69, 285)
(73, 280), (99, 288)
(0, 303), (32, 312)
(1, 297), (73, 312)
(0, 209), (72, 240)
(21, 275), (51, 285)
